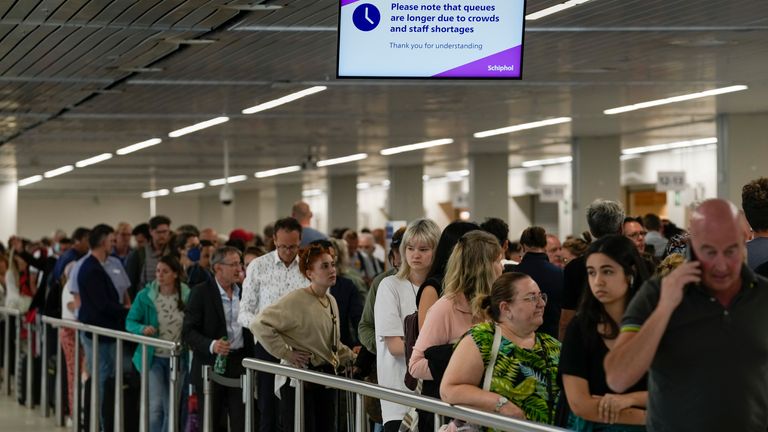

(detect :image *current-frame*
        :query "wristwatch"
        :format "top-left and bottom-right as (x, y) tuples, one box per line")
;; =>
(494, 396), (509, 413)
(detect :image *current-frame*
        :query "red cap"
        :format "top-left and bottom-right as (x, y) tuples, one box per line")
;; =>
(229, 228), (254, 243)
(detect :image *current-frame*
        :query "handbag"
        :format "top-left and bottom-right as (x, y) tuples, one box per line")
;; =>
(438, 324), (503, 432)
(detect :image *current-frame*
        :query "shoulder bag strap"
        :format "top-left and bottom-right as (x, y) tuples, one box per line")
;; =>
(482, 323), (503, 391)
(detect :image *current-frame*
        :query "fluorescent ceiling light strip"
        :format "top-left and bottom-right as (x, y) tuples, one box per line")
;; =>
(242, 86), (327, 115)
(43, 165), (74, 178)
(209, 175), (248, 186)
(526, 0), (593, 20)
(302, 189), (322, 197)
(622, 137), (717, 155)
(316, 153), (368, 167)
(357, 182), (370, 190)
(168, 117), (229, 138)
(18, 175), (43, 187)
(116, 138), (162, 155)
(172, 182), (206, 193)
(255, 165), (302, 178)
(604, 85), (748, 115)
(521, 156), (573, 168)
(380, 138), (454, 156)
(141, 189), (170, 199)
(75, 153), (112, 168)
(446, 169), (470, 178)
(474, 117), (571, 139)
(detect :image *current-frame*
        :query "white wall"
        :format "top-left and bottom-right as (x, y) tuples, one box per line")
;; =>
(621, 144), (717, 227)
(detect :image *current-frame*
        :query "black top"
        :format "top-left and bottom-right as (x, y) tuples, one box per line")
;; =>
(756, 261), (768, 278)
(622, 267), (768, 432)
(559, 316), (647, 397)
(508, 252), (563, 338)
(416, 275), (444, 306)
(330, 275), (364, 347)
(562, 255), (587, 311)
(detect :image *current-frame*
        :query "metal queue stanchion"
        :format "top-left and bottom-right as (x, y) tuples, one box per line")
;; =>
(0, 307), (21, 397)
(41, 316), (182, 432)
(201, 364), (249, 432)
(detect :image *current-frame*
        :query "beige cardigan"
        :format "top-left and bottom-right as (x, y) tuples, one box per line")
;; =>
(251, 288), (355, 370)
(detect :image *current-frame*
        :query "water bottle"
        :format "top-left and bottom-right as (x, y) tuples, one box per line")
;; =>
(214, 336), (228, 375)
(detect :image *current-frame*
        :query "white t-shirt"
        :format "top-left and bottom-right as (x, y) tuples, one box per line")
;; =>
(374, 275), (418, 423)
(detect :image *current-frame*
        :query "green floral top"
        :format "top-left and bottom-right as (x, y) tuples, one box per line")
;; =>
(469, 321), (561, 426)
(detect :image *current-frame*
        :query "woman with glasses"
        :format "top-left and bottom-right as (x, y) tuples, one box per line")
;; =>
(559, 235), (650, 431)
(126, 255), (191, 432)
(251, 243), (355, 432)
(441, 272), (561, 425)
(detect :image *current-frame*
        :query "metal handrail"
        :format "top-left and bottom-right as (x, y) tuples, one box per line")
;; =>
(42, 315), (183, 432)
(42, 316), (180, 352)
(241, 358), (565, 432)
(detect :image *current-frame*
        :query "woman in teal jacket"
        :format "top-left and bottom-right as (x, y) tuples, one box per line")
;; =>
(126, 255), (190, 432)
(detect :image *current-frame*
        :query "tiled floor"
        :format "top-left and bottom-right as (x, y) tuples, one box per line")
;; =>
(0, 391), (66, 431)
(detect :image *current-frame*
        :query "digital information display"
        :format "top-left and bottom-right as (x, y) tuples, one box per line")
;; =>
(337, 0), (526, 79)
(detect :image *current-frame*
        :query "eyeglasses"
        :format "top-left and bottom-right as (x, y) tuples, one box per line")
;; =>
(626, 231), (647, 239)
(276, 244), (299, 252)
(517, 293), (548, 304)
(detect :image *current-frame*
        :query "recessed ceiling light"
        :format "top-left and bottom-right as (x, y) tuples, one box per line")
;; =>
(18, 175), (43, 187)
(622, 137), (717, 155)
(604, 85), (748, 115)
(168, 117), (229, 138)
(474, 117), (571, 139)
(209, 175), (248, 186)
(316, 153), (368, 167)
(75, 153), (112, 168)
(521, 156), (573, 168)
(380, 138), (454, 156)
(302, 189), (322, 197)
(255, 165), (302, 178)
(116, 138), (162, 155)
(526, 0), (594, 20)
(141, 189), (170, 199)
(242, 86), (327, 115)
(43, 165), (74, 178)
(172, 182), (206, 193)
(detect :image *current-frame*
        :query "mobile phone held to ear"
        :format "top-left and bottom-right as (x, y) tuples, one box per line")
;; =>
(685, 246), (698, 262)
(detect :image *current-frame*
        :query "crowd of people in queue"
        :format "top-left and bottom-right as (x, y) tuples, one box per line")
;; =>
(1, 176), (768, 432)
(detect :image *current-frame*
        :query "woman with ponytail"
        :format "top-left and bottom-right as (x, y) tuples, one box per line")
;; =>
(126, 254), (190, 432)
(558, 235), (649, 431)
(441, 272), (561, 426)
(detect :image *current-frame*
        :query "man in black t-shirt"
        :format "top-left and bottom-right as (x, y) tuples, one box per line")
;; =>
(606, 199), (768, 432)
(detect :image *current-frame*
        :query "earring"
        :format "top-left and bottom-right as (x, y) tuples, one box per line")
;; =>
(628, 275), (634, 287)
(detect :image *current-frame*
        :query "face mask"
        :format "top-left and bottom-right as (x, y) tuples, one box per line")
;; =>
(187, 247), (201, 262)
(54, 243), (61, 254)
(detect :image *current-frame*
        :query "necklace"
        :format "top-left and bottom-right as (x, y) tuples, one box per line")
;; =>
(308, 285), (330, 308)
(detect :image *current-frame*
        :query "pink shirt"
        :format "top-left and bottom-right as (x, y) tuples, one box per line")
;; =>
(409, 294), (474, 380)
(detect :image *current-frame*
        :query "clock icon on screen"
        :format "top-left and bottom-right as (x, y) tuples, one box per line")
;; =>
(352, 3), (381, 32)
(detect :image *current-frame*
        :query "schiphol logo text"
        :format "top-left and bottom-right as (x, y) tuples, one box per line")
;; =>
(488, 64), (514, 72)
